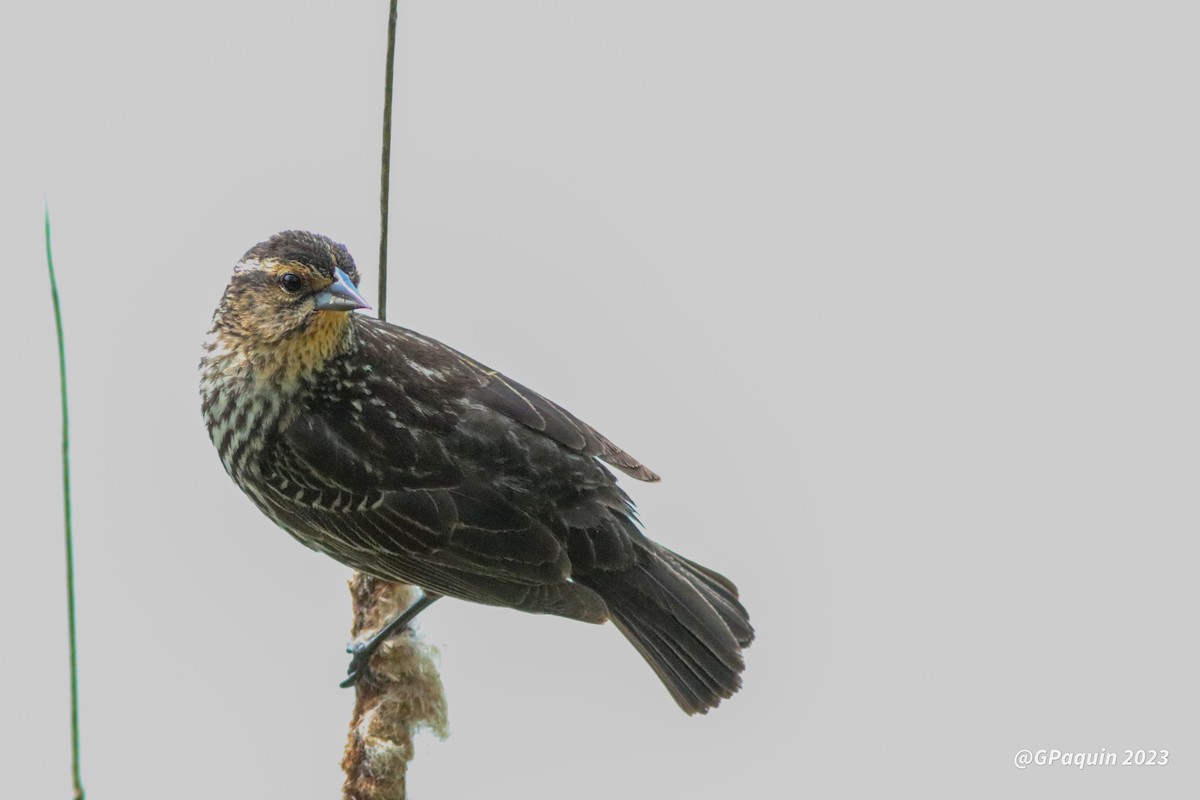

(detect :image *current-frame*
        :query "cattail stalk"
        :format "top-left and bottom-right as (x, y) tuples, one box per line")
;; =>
(342, 578), (447, 800)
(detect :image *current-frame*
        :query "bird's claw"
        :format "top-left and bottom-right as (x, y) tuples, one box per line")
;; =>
(340, 643), (372, 688)
(337, 594), (440, 688)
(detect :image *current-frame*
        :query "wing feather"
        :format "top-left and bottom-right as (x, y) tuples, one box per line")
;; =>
(267, 412), (575, 589)
(361, 320), (661, 482)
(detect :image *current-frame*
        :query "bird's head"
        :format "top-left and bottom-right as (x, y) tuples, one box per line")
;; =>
(208, 230), (371, 387)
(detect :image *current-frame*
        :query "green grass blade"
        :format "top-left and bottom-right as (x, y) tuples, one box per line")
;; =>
(45, 206), (85, 800)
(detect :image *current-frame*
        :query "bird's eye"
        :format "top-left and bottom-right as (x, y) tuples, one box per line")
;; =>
(279, 273), (304, 293)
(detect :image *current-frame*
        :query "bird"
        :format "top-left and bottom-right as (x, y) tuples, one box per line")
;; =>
(199, 230), (753, 714)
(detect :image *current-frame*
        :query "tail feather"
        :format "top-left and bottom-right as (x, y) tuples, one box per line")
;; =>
(583, 548), (754, 714)
(669, 551), (756, 648)
(610, 610), (732, 712)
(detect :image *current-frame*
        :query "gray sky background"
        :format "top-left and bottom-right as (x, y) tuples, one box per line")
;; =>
(2, 2), (1197, 797)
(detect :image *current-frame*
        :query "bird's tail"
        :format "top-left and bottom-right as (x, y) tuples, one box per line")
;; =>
(587, 547), (755, 714)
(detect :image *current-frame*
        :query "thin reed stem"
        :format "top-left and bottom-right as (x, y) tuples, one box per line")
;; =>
(45, 207), (85, 800)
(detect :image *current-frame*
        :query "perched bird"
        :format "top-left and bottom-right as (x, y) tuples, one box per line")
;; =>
(199, 230), (753, 713)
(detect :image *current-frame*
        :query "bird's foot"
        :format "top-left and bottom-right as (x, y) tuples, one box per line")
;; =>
(340, 641), (377, 688)
(338, 592), (442, 688)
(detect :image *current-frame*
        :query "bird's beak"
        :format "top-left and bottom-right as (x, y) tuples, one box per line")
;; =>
(314, 268), (371, 312)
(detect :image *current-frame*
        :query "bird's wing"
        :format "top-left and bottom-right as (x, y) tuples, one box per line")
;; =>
(376, 322), (661, 482)
(263, 411), (610, 621)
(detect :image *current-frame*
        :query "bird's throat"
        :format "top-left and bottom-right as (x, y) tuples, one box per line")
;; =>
(206, 310), (357, 392)
(268, 310), (357, 388)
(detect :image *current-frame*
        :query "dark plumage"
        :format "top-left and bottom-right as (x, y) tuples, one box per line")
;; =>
(200, 230), (753, 713)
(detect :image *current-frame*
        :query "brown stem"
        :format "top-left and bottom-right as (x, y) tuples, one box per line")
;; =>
(342, 577), (448, 800)
(377, 0), (397, 324)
